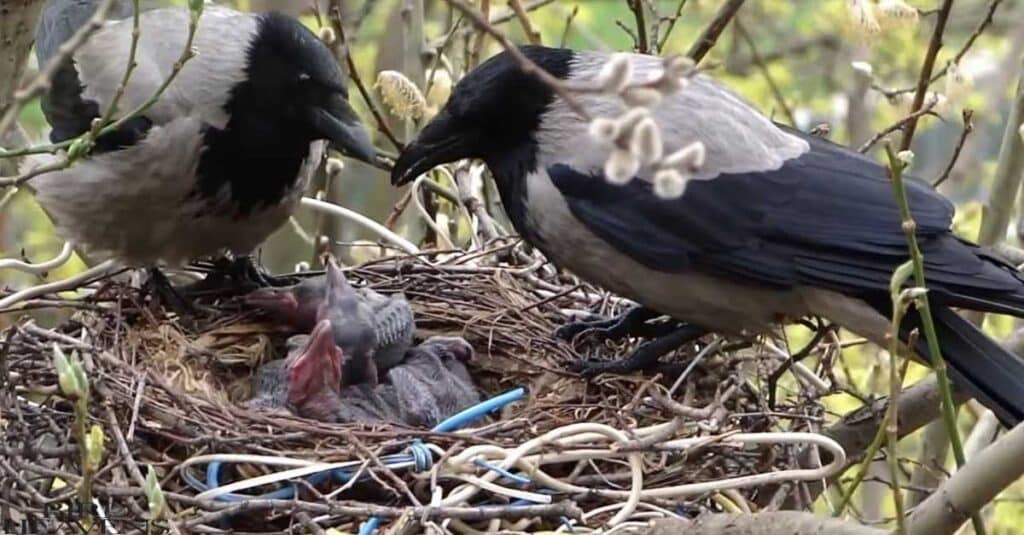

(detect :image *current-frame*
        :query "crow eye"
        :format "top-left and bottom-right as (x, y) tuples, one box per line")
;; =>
(298, 73), (311, 82)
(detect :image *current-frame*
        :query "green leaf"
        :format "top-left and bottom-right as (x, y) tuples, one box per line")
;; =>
(145, 465), (166, 520)
(85, 425), (105, 471)
(889, 260), (914, 300)
(52, 344), (80, 398)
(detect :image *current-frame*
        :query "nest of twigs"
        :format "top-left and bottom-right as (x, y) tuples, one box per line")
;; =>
(1, 248), (830, 534)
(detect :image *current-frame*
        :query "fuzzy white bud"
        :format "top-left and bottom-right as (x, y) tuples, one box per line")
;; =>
(616, 107), (651, 134)
(588, 117), (621, 145)
(621, 86), (663, 108)
(896, 150), (914, 167)
(662, 55), (696, 79)
(318, 26), (336, 45)
(846, 0), (881, 40)
(604, 149), (639, 185)
(662, 141), (706, 171)
(654, 74), (686, 96)
(629, 118), (663, 165)
(1019, 123), (1024, 144)
(876, 0), (919, 29)
(375, 70), (426, 119)
(653, 168), (687, 199)
(294, 261), (311, 272)
(851, 61), (874, 78)
(325, 157), (345, 176)
(597, 53), (633, 94)
(945, 61), (974, 106)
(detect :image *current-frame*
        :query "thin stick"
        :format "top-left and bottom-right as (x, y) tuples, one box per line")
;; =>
(443, 0), (590, 119)
(508, 0), (541, 45)
(734, 20), (795, 126)
(858, 101), (937, 154)
(0, 0), (118, 139)
(899, 0), (955, 151)
(874, 0), (1003, 99)
(685, 0), (745, 63)
(334, 17), (403, 151)
(628, 0), (649, 53)
(559, 5), (580, 48)
(656, 0), (689, 53)
(932, 109), (973, 188)
(883, 143), (984, 535)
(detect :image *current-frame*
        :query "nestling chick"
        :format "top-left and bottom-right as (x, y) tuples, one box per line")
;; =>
(246, 264), (416, 376)
(249, 321), (480, 427)
(317, 261), (379, 386)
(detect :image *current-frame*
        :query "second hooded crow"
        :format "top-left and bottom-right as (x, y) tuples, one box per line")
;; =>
(391, 46), (1024, 427)
(29, 1), (375, 288)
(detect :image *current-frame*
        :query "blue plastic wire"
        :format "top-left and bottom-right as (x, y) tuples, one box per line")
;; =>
(432, 387), (526, 433)
(195, 386), (527, 512)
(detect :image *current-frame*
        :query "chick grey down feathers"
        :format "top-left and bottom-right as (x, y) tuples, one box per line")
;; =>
(249, 330), (479, 428)
(245, 270), (416, 375)
(392, 46), (1024, 426)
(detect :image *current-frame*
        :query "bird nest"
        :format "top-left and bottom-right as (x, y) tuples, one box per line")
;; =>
(1, 247), (835, 534)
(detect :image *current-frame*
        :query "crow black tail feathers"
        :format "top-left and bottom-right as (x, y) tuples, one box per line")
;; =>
(912, 307), (1024, 427)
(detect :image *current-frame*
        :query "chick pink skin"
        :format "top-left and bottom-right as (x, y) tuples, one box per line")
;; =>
(244, 277), (326, 330)
(286, 319), (345, 421)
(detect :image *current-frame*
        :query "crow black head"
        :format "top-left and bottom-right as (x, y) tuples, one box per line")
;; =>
(237, 12), (375, 163)
(391, 45), (574, 185)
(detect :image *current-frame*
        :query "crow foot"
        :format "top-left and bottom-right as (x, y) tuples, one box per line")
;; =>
(570, 324), (707, 377)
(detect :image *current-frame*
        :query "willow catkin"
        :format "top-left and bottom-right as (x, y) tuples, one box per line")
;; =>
(375, 70), (427, 120)
(653, 168), (687, 199)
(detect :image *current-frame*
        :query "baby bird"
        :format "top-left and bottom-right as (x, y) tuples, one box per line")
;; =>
(245, 262), (415, 377)
(248, 320), (480, 428)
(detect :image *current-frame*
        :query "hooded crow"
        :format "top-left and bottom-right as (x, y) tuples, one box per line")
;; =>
(30, 1), (375, 285)
(391, 45), (1024, 426)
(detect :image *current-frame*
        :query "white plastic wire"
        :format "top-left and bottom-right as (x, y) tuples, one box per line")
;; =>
(301, 197), (419, 255)
(0, 241), (73, 274)
(183, 419), (846, 530)
(0, 258), (117, 310)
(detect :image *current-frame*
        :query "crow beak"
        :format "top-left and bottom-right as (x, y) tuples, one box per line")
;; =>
(391, 111), (473, 186)
(308, 94), (376, 164)
(245, 287), (297, 313)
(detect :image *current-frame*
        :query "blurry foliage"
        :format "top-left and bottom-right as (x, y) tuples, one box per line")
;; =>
(3, 0), (1024, 528)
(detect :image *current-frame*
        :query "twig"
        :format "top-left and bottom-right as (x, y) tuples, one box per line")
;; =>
(469, 0), (492, 68)
(906, 422), (1024, 535)
(734, 20), (795, 126)
(86, 0), (142, 145)
(932, 109), (974, 188)
(559, 5), (580, 48)
(655, 0), (688, 53)
(685, 0), (745, 63)
(899, 0), (955, 151)
(883, 143), (982, 535)
(858, 101), (937, 153)
(979, 60), (1024, 246)
(873, 0), (1004, 99)
(0, 0), (118, 139)
(627, 0), (649, 53)
(334, 18), (403, 151)
(443, 0), (590, 119)
(508, 0), (541, 45)
(885, 347), (910, 534)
